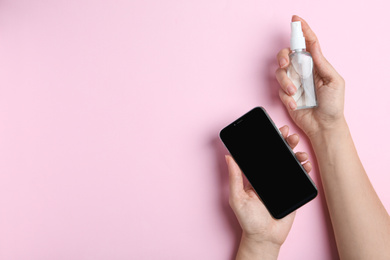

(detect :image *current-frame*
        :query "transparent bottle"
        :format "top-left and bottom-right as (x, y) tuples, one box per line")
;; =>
(287, 22), (317, 109)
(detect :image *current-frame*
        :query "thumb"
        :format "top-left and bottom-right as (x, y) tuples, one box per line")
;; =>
(292, 15), (340, 81)
(310, 41), (339, 81)
(225, 155), (244, 198)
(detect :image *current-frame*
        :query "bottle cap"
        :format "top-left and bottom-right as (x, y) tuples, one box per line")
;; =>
(290, 21), (306, 51)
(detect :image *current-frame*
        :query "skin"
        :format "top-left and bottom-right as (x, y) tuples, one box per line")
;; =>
(226, 15), (390, 259)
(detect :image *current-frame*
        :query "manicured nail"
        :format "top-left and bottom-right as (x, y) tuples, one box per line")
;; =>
(287, 85), (296, 95)
(279, 58), (288, 68)
(289, 101), (297, 110)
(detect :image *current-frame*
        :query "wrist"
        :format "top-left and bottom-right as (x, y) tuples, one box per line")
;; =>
(307, 116), (352, 165)
(307, 116), (348, 141)
(236, 233), (281, 260)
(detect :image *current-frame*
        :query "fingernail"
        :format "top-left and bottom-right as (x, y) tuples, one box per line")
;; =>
(287, 85), (296, 95)
(289, 101), (297, 110)
(225, 155), (229, 165)
(279, 58), (288, 68)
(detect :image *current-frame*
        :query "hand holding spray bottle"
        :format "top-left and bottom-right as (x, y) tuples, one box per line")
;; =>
(287, 21), (317, 109)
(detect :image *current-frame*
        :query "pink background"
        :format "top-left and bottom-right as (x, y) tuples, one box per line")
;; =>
(0, 0), (389, 259)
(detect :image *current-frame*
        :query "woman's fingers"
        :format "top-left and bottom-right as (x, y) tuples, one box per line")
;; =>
(276, 48), (297, 97)
(291, 15), (340, 81)
(287, 133), (299, 149)
(276, 15), (342, 97)
(302, 161), (312, 173)
(225, 155), (244, 202)
(279, 125), (289, 139)
(279, 89), (297, 111)
(291, 15), (320, 54)
(296, 151), (312, 173)
(295, 152), (308, 162)
(280, 125), (300, 151)
(276, 67), (296, 96)
(277, 48), (290, 69)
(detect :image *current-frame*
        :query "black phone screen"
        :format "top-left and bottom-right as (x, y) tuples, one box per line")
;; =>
(219, 107), (317, 219)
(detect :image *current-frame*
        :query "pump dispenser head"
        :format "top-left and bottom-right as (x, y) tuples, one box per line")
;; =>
(290, 21), (306, 51)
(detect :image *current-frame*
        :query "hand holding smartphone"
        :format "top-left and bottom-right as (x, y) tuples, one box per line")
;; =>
(220, 107), (317, 219)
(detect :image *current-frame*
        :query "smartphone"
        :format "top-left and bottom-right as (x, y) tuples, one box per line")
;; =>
(219, 107), (317, 219)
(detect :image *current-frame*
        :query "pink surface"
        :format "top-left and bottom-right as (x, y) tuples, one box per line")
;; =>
(0, 1), (389, 259)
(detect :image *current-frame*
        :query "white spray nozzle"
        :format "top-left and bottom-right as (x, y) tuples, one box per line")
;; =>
(290, 21), (306, 51)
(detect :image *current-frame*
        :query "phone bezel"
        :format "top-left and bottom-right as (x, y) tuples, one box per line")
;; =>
(219, 106), (318, 219)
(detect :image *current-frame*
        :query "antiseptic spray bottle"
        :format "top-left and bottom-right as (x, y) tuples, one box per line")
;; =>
(287, 21), (317, 109)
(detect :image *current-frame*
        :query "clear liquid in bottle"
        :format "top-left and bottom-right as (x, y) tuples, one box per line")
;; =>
(287, 50), (317, 109)
(288, 21), (317, 109)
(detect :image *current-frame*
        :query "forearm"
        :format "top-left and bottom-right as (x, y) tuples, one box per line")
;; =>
(236, 234), (280, 260)
(309, 118), (390, 259)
